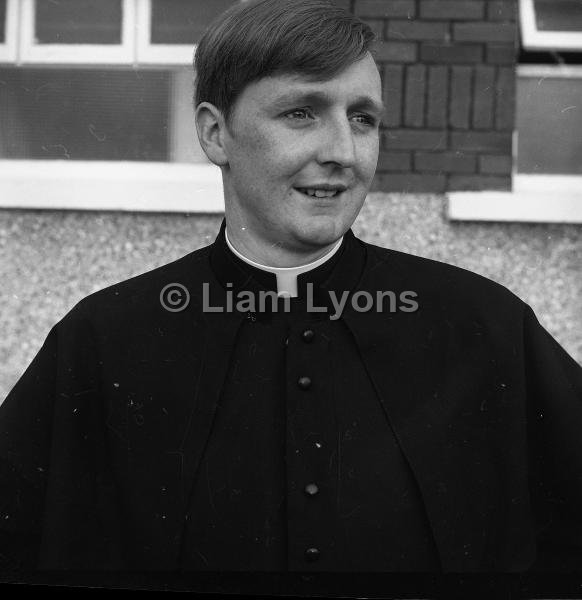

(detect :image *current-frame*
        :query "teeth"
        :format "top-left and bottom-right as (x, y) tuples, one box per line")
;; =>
(298, 188), (339, 198)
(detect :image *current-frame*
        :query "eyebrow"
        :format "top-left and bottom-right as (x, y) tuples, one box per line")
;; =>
(271, 90), (385, 117)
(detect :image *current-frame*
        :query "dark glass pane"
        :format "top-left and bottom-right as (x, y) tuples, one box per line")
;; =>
(0, 0), (6, 44)
(35, 0), (122, 44)
(151, 0), (238, 44)
(0, 68), (170, 161)
(517, 76), (582, 174)
(534, 0), (582, 32)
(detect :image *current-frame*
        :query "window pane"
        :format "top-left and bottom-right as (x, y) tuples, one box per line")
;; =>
(151, 0), (238, 45)
(0, 68), (170, 161)
(517, 75), (582, 175)
(35, 0), (122, 44)
(534, 0), (582, 32)
(0, 0), (6, 44)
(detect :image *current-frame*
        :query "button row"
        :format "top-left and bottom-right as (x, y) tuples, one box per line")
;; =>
(298, 328), (318, 564)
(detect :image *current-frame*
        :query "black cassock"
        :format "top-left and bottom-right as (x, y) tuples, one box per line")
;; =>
(2, 221), (582, 577)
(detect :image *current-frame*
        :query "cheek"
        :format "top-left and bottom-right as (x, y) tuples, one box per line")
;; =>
(241, 139), (295, 182)
(356, 138), (380, 179)
(228, 125), (271, 165)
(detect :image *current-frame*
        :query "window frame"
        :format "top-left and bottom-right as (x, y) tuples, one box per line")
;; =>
(0, 1), (223, 214)
(519, 0), (582, 51)
(2, 0), (578, 220)
(0, 64), (221, 213)
(18, 0), (136, 65)
(451, 1), (582, 225)
(448, 62), (582, 224)
(0, 0), (19, 63)
(135, 0), (196, 66)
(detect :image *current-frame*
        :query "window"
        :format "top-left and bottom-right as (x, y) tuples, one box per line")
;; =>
(449, 0), (582, 223)
(19, 0), (136, 63)
(137, 0), (237, 64)
(516, 69), (582, 177)
(519, 0), (582, 51)
(514, 0), (582, 221)
(2, 68), (174, 162)
(14, 0), (239, 66)
(0, 0), (238, 212)
(36, 0), (123, 44)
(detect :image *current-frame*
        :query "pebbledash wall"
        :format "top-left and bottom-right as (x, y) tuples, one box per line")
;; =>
(353, 0), (517, 193)
(2, 197), (581, 401)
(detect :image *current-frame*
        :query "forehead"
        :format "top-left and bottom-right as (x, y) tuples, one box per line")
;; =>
(232, 53), (383, 116)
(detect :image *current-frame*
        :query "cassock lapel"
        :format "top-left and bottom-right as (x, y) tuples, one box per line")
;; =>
(120, 233), (247, 568)
(165, 221), (276, 563)
(163, 252), (247, 565)
(341, 246), (490, 571)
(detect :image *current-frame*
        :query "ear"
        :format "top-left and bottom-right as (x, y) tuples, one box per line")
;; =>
(194, 102), (229, 167)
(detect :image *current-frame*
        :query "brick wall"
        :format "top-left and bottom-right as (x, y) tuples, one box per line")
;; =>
(349, 0), (518, 193)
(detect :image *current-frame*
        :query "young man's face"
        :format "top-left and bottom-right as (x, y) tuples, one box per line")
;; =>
(221, 52), (382, 257)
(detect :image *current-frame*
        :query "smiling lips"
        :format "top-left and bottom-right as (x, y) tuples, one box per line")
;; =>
(295, 185), (347, 198)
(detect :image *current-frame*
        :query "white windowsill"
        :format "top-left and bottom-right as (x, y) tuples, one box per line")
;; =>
(2, 163), (579, 223)
(0, 160), (225, 213)
(518, 64), (582, 79)
(448, 174), (582, 223)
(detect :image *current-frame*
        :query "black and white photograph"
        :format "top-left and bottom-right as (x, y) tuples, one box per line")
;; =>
(1, 0), (581, 597)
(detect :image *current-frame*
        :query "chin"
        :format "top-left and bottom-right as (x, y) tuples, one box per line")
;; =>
(293, 216), (349, 249)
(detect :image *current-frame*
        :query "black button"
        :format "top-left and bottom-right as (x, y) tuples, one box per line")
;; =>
(301, 329), (315, 343)
(304, 483), (319, 496)
(305, 547), (320, 562)
(297, 376), (312, 390)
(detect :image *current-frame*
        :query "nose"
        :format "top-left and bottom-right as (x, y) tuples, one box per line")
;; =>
(316, 116), (356, 168)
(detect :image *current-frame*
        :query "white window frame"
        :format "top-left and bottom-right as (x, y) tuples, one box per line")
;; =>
(135, 0), (195, 66)
(461, 3), (582, 223)
(19, 0), (136, 65)
(519, 0), (582, 51)
(0, 0), (19, 62)
(448, 64), (582, 224)
(0, 0), (224, 213)
(0, 64), (222, 213)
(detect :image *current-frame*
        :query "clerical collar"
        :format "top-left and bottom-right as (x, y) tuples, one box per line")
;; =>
(208, 219), (366, 320)
(224, 228), (343, 297)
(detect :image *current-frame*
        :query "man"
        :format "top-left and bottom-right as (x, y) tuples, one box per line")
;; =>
(1, 0), (582, 581)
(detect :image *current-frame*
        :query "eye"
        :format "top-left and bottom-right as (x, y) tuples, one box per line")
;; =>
(283, 107), (314, 120)
(350, 113), (377, 127)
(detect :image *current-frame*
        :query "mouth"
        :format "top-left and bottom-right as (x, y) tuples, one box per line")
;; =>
(294, 186), (347, 199)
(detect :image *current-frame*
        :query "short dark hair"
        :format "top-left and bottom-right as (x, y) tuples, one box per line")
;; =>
(194, 0), (376, 123)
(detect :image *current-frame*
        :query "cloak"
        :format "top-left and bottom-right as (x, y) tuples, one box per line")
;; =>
(1, 224), (582, 575)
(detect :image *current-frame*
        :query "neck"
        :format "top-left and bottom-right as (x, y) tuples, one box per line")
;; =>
(225, 223), (341, 268)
